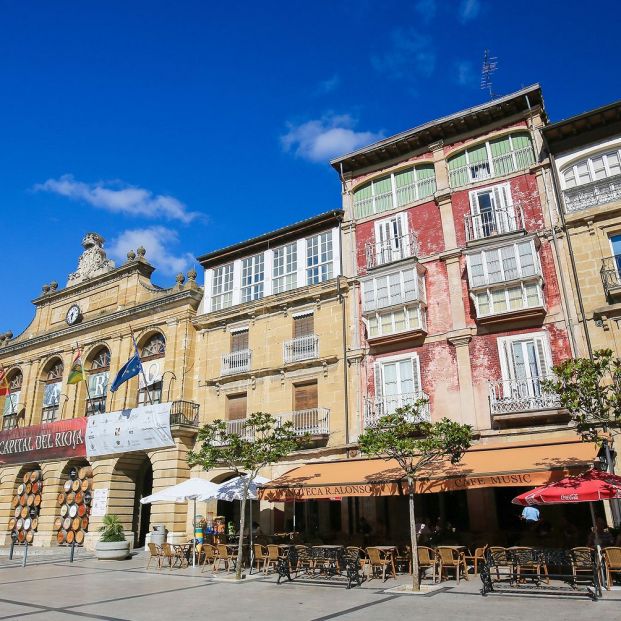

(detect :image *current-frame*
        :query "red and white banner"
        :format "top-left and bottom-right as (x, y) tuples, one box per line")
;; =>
(0, 418), (87, 465)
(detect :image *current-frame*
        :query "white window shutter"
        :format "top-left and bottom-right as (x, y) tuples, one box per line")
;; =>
(374, 364), (383, 399)
(533, 335), (551, 377)
(469, 190), (480, 215)
(411, 356), (422, 395)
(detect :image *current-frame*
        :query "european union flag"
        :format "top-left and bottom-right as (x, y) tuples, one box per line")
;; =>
(110, 348), (143, 393)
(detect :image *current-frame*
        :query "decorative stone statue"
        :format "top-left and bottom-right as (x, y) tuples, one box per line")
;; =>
(66, 233), (115, 287)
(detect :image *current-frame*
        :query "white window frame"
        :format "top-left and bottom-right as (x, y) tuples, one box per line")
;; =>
(496, 331), (553, 383)
(211, 263), (234, 311)
(374, 353), (423, 399)
(468, 183), (515, 238)
(561, 148), (621, 189)
(367, 305), (426, 339)
(272, 242), (298, 294)
(306, 232), (333, 285)
(473, 281), (544, 318)
(241, 253), (265, 302)
(361, 268), (424, 313)
(373, 213), (409, 265)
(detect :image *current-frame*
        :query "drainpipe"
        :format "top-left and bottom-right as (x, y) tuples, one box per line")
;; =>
(337, 218), (350, 446)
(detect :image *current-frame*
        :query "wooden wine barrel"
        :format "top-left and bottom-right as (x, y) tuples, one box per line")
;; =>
(34, 494), (41, 507)
(71, 517), (81, 531)
(32, 517), (38, 531)
(32, 481), (40, 494)
(24, 518), (31, 531)
(66, 530), (75, 544)
(57, 492), (66, 504)
(71, 479), (81, 492)
(25, 482), (32, 494)
(19, 495), (26, 506)
(60, 504), (68, 517)
(66, 492), (75, 505)
(14, 506), (21, 518)
(57, 530), (66, 544)
(77, 504), (87, 517)
(30, 470), (41, 483)
(69, 504), (78, 518)
(17, 483), (25, 496)
(63, 481), (72, 493)
(78, 466), (93, 479)
(8, 517), (16, 530)
(80, 479), (91, 492)
(11, 495), (19, 509)
(74, 491), (83, 504)
(27, 494), (35, 506)
(74, 530), (85, 545)
(26, 530), (34, 543)
(22, 473), (29, 484)
(17, 530), (25, 542)
(20, 507), (29, 519)
(81, 517), (89, 530)
(16, 518), (24, 530)
(54, 517), (63, 531)
(62, 517), (71, 531)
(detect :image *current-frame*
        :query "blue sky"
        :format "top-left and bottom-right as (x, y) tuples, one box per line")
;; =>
(1, 0), (620, 335)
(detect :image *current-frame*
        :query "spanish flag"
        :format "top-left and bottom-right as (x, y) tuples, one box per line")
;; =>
(67, 349), (86, 385)
(0, 366), (9, 396)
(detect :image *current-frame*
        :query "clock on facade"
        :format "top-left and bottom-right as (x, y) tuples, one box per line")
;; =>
(65, 305), (81, 325)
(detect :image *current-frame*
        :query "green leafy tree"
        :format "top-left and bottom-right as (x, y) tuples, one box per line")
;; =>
(358, 403), (472, 591)
(544, 349), (621, 442)
(188, 412), (300, 579)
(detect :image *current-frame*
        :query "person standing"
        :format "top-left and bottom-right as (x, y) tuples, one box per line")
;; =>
(521, 505), (540, 524)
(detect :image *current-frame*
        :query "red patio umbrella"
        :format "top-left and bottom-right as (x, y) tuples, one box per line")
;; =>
(512, 468), (621, 506)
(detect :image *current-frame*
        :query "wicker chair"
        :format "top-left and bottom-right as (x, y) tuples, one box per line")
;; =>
(570, 547), (595, 584)
(488, 546), (512, 582)
(603, 547), (621, 589)
(253, 543), (269, 573)
(417, 546), (438, 583)
(347, 546), (367, 574)
(366, 547), (396, 582)
(464, 545), (487, 574)
(201, 543), (217, 573)
(264, 544), (282, 575)
(511, 546), (549, 585)
(146, 543), (162, 570)
(215, 544), (237, 572)
(161, 543), (186, 570)
(437, 547), (468, 585)
(395, 546), (412, 574)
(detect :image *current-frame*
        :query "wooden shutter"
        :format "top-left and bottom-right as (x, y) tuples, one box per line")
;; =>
(293, 382), (318, 411)
(226, 393), (247, 420)
(293, 314), (314, 338)
(230, 330), (248, 352)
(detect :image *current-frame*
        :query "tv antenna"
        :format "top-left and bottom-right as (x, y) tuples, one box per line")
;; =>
(480, 49), (498, 99)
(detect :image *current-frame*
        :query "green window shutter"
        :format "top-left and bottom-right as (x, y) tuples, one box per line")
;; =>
(448, 151), (468, 187)
(395, 169), (415, 206)
(415, 164), (436, 198)
(373, 176), (394, 214)
(511, 133), (532, 150)
(468, 143), (488, 164)
(394, 169), (414, 187)
(511, 133), (535, 169)
(489, 135), (511, 158)
(353, 183), (374, 218)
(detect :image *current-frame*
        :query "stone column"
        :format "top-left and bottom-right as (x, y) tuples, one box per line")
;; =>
(448, 335), (478, 428)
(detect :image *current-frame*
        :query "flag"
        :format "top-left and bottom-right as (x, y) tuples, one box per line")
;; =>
(0, 366), (9, 397)
(110, 344), (143, 393)
(67, 349), (86, 385)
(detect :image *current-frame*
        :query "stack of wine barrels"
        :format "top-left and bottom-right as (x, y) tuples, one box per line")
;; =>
(8, 469), (42, 544)
(56, 466), (93, 546)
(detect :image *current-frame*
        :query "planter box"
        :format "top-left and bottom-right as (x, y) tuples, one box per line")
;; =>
(95, 540), (130, 560)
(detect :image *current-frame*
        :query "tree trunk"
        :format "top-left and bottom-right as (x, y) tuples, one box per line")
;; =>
(408, 475), (420, 591)
(236, 483), (248, 580)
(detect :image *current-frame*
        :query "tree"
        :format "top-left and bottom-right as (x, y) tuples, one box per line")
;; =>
(358, 403), (472, 591)
(544, 349), (621, 442)
(188, 412), (300, 579)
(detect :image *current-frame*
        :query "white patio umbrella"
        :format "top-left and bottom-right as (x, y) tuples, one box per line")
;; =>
(140, 477), (220, 567)
(203, 475), (270, 574)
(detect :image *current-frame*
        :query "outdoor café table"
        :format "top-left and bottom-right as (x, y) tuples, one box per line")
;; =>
(173, 544), (192, 566)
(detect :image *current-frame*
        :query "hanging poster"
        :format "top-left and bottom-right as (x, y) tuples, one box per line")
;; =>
(85, 402), (174, 457)
(139, 360), (162, 388)
(91, 488), (109, 517)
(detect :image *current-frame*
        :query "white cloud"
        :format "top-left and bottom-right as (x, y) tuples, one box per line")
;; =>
(414, 0), (437, 23)
(34, 175), (198, 223)
(315, 74), (340, 95)
(455, 60), (476, 87)
(107, 227), (195, 277)
(281, 113), (383, 163)
(371, 29), (436, 80)
(459, 0), (481, 23)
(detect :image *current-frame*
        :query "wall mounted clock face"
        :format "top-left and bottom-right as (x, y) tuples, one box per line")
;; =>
(66, 304), (81, 325)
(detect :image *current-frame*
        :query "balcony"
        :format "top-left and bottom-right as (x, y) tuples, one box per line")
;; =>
(365, 231), (420, 270)
(488, 377), (562, 425)
(464, 205), (524, 243)
(283, 335), (319, 364)
(363, 392), (430, 428)
(221, 349), (252, 376)
(563, 175), (621, 213)
(170, 400), (200, 426)
(449, 146), (535, 188)
(601, 255), (621, 299)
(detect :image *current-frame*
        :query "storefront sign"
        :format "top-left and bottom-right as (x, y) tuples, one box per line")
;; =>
(0, 418), (87, 465)
(261, 482), (401, 501)
(91, 488), (109, 517)
(85, 402), (174, 458)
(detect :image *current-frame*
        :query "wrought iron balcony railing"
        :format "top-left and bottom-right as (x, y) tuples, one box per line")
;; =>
(221, 349), (252, 376)
(170, 400), (200, 426)
(488, 376), (559, 416)
(283, 335), (319, 363)
(365, 231), (420, 270)
(563, 175), (621, 213)
(600, 255), (621, 299)
(363, 392), (430, 428)
(464, 204), (525, 242)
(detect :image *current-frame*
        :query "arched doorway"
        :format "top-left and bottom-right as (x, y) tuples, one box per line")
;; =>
(110, 453), (153, 547)
(11, 463), (43, 545)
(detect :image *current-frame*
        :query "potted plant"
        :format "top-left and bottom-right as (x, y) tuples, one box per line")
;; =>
(95, 514), (130, 560)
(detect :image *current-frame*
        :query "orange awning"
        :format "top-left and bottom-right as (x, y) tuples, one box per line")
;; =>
(259, 437), (596, 501)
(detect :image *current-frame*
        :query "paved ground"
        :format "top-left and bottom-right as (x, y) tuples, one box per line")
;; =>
(0, 549), (619, 621)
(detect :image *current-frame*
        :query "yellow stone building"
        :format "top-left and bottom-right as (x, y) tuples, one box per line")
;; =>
(0, 233), (203, 549)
